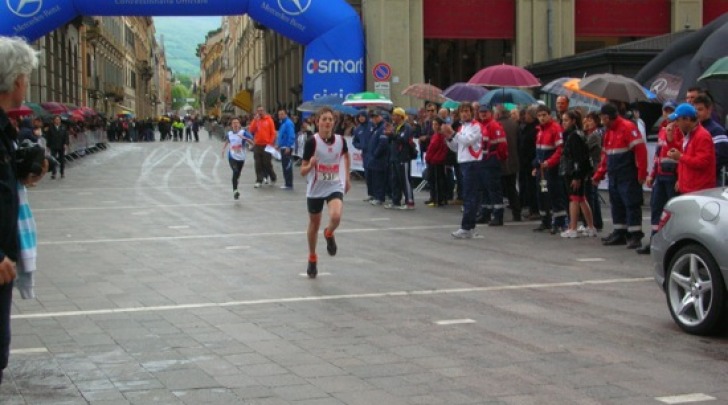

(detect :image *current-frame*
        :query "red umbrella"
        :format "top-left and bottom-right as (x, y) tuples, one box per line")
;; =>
(78, 106), (97, 117)
(468, 63), (541, 88)
(7, 105), (33, 119)
(41, 101), (70, 115)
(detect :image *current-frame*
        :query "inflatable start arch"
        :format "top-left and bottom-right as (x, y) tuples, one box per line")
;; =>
(1, 0), (365, 102)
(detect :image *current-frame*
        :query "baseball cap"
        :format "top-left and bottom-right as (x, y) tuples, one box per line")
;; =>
(392, 107), (407, 118)
(368, 109), (381, 116)
(478, 104), (492, 112)
(662, 100), (677, 111)
(668, 103), (697, 121)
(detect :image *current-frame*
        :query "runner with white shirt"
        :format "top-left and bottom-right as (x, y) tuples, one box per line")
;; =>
(300, 107), (351, 278)
(221, 118), (252, 200)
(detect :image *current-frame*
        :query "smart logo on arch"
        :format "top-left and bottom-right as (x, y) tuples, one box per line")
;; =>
(306, 58), (364, 75)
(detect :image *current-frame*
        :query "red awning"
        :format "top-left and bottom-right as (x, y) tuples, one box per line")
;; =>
(576, 0), (670, 37)
(424, 0), (514, 39)
(704, 1), (728, 25)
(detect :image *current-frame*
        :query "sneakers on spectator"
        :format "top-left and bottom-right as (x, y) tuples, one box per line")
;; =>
(585, 227), (598, 237)
(398, 204), (415, 210)
(577, 225), (587, 234)
(254, 182), (262, 188)
(451, 229), (473, 239)
(384, 203), (401, 209)
(370, 200), (383, 206)
(560, 229), (579, 238)
(263, 177), (270, 185)
(363, 196), (373, 202)
(426, 201), (438, 207)
(233, 190), (240, 200)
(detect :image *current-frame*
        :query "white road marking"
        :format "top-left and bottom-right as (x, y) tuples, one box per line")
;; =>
(12, 277), (651, 320)
(655, 393), (716, 404)
(576, 258), (606, 262)
(435, 319), (475, 325)
(38, 225), (455, 246)
(368, 218), (390, 221)
(168, 225), (190, 230)
(298, 272), (332, 277)
(225, 245), (251, 250)
(10, 347), (48, 355)
(31, 200), (301, 212)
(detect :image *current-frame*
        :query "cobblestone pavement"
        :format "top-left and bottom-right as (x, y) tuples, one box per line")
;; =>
(1, 133), (727, 404)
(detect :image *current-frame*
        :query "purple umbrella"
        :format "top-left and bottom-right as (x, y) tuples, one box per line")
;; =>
(442, 82), (488, 102)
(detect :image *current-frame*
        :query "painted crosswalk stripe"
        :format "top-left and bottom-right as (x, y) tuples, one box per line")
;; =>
(225, 246), (251, 250)
(298, 272), (331, 277)
(576, 258), (606, 262)
(435, 319), (476, 325)
(655, 393), (716, 404)
(168, 225), (190, 230)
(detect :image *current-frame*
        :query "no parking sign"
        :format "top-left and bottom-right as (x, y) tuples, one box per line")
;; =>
(372, 62), (392, 82)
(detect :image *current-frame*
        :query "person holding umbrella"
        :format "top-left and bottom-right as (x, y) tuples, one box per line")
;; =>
(592, 103), (648, 249)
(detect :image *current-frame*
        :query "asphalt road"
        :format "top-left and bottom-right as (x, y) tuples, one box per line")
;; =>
(1, 132), (726, 405)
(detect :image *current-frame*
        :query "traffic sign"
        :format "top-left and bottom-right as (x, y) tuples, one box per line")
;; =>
(372, 62), (392, 82)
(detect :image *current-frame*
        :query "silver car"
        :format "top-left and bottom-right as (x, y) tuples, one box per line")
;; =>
(652, 187), (728, 335)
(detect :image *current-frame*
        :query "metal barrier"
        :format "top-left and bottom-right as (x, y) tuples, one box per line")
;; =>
(66, 129), (109, 161)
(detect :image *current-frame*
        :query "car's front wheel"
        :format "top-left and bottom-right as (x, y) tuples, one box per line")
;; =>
(666, 245), (727, 335)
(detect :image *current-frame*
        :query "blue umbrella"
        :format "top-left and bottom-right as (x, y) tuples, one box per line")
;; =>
(332, 104), (360, 115)
(442, 82), (488, 102)
(479, 88), (536, 106)
(297, 94), (346, 112)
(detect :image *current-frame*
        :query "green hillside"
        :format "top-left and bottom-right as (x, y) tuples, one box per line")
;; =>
(154, 17), (222, 78)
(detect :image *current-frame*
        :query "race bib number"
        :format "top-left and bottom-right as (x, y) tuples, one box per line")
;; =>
(317, 163), (340, 181)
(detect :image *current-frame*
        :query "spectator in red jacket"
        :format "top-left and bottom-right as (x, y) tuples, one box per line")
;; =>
(424, 117), (449, 206)
(667, 103), (716, 194)
(592, 103), (648, 249)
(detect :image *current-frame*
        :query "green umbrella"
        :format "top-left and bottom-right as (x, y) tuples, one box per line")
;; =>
(342, 91), (393, 108)
(698, 57), (728, 81)
(23, 102), (50, 118)
(442, 99), (460, 110)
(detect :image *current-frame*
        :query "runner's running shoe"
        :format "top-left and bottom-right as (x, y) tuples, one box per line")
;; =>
(324, 228), (337, 256)
(307, 261), (318, 279)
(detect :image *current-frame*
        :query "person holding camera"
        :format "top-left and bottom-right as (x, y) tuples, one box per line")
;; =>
(0, 35), (45, 385)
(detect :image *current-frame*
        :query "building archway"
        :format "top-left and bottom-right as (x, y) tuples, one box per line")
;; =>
(2, 0), (365, 101)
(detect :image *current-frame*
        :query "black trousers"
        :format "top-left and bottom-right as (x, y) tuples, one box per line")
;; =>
(428, 164), (447, 204)
(51, 148), (65, 176)
(253, 145), (277, 183)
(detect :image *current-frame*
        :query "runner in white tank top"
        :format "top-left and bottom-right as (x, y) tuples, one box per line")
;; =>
(300, 107), (351, 278)
(221, 118), (252, 200)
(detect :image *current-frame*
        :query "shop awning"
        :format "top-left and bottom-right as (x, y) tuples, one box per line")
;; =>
(231, 90), (252, 113)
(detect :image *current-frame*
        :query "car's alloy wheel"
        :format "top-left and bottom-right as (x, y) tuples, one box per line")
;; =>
(666, 245), (727, 335)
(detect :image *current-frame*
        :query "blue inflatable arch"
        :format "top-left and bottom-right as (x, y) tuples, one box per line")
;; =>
(1, 0), (365, 102)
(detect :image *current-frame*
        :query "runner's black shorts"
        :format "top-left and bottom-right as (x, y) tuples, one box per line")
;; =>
(307, 192), (344, 214)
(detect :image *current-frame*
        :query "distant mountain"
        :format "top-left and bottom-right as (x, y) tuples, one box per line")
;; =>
(154, 17), (222, 78)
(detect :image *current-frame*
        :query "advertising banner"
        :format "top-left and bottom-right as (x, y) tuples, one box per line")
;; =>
(0, 0), (365, 104)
